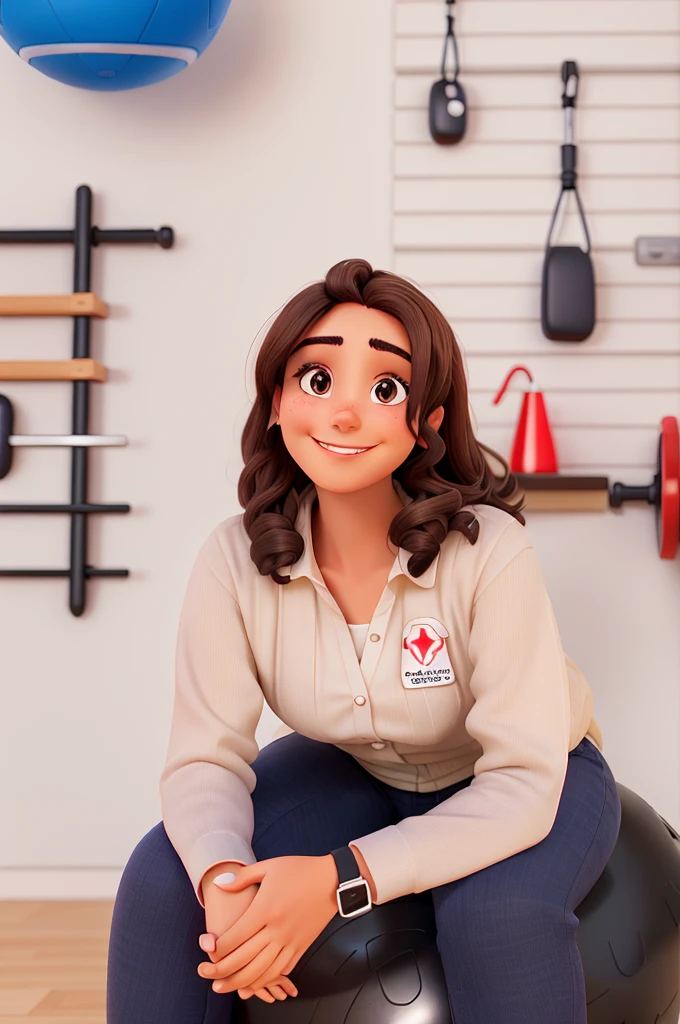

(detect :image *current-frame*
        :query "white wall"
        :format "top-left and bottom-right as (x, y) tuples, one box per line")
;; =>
(0, 0), (394, 899)
(0, 0), (678, 902)
(391, 0), (680, 839)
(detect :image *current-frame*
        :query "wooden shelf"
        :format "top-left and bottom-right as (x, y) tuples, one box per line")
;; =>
(0, 293), (108, 318)
(0, 359), (107, 382)
(515, 473), (610, 512)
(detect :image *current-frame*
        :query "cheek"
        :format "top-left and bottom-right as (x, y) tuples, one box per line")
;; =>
(371, 402), (411, 436)
(282, 392), (318, 427)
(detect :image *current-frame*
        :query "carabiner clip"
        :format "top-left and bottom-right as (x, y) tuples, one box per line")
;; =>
(561, 60), (579, 108)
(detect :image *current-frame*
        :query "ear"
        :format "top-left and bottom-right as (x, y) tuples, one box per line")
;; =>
(416, 405), (444, 447)
(267, 384), (282, 430)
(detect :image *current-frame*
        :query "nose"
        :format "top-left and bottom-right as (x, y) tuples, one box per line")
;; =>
(329, 404), (362, 431)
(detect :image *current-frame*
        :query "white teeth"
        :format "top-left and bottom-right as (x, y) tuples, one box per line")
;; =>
(316, 439), (369, 455)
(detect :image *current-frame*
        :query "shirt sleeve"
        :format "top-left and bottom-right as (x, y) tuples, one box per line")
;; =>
(349, 540), (571, 905)
(159, 535), (264, 909)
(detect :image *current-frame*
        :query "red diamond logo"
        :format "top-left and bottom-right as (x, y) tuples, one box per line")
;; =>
(403, 624), (444, 666)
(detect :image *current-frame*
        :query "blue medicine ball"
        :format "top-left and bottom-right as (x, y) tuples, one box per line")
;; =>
(0, 0), (233, 91)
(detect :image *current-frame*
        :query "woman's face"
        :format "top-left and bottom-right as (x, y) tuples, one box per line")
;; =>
(270, 302), (443, 494)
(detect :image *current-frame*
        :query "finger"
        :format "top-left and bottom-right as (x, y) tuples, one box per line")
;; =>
(213, 943), (281, 993)
(213, 861), (267, 892)
(240, 984), (286, 1004)
(209, 928), (271, 980)
(242, 987), (274, 1003)
(233, 946), (296, 995)
(280, 949), (302, 978)
(254, 989), (275, 1003)
(241, 975), (297, 1000)
(278, 975), (298, 996)
(265, 984), (289, 1000)
(214, 898), (270, 957)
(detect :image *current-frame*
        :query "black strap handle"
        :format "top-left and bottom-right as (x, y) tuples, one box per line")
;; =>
(546, 61), (592, 254)
(440, 0), (460, 82)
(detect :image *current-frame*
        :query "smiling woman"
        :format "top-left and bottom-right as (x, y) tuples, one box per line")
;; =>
(239, 257), (524, 586)
(107, 256), (619, 1022)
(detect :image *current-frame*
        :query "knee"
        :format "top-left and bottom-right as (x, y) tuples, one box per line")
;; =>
(116, 821), (195, 910)
(435, 892), (565, 955)
(109, 823), (205, 973)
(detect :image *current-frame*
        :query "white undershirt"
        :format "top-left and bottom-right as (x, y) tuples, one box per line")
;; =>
(347, 622), (370, 659)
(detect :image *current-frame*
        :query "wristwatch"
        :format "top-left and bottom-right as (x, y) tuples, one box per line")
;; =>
(329, 846), (373, 919)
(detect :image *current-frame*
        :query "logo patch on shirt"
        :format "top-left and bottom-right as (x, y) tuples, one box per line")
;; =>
(401, 617), (455, 688)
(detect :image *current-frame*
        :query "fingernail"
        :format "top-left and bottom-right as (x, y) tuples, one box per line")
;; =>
(199, 934), (215, 952)
(213, 871), (237, 886)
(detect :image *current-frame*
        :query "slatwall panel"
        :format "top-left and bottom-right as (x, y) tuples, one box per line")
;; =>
(393, 0), (680, 478)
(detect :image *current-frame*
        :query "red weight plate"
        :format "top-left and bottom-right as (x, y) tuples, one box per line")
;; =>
(659, 416), (679, 559)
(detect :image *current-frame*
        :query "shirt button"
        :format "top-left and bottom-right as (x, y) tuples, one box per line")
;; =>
(369, 633), (380, 642)
(371, 741), (385, 749)
(354, 695), (367, 706)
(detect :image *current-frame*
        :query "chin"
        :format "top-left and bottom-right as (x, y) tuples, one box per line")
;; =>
(313, 469), (399, 495)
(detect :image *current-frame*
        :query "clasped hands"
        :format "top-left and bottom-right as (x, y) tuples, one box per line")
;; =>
(198, 854), (340, 1002)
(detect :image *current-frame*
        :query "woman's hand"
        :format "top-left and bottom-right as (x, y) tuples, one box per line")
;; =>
(197, 854), (340, 997)
(199, 932), (297, 1003)
(199, 860), (298, 1003)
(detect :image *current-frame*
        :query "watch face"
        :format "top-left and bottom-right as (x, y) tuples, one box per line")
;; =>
(338, 881), (370, 916)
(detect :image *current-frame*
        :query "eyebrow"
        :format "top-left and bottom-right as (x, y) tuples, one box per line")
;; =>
(289, 335), (411, 364)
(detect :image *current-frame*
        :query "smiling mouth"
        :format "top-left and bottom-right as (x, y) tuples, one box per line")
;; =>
(312, 437), (377, 456)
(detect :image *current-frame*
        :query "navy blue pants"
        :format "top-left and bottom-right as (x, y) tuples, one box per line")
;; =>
(107, 732), (621, 1023)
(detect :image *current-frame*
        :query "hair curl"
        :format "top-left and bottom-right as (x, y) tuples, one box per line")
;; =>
(237, 258), (525, 584)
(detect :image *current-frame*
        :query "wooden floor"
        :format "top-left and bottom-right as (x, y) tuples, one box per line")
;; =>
(0, 902), (113, 1024)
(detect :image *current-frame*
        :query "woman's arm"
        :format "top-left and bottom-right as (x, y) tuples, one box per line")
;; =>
(349, 846), (377, 903)
(159, 529), (265, 909)
(200, 861), (253, 906)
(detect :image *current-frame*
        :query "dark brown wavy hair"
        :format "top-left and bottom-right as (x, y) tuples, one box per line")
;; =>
(237, 258), (525, 584)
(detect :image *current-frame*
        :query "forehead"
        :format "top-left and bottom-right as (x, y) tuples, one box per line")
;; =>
(303, 302), (411, 352)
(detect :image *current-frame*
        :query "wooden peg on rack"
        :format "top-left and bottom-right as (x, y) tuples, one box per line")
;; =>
(0, 293), (108, 317)
(0, 359), (107, 382)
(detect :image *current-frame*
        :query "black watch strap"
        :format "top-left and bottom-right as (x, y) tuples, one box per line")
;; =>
(330, 845), (362, 884)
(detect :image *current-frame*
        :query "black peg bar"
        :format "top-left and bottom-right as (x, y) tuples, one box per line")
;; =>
(0, 568), (129, 578)
(0, 503), (130, 513)
(69, 185), (92, 615)
(92, 227), (174, 247)
(0, 230), (74, 243)
(0, 227), (173, 247)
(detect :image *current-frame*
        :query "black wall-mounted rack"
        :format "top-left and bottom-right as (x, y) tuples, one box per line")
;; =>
(0, 184), (174, 616)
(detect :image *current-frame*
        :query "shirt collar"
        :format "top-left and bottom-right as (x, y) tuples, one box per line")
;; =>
(283, 479), (440, 589)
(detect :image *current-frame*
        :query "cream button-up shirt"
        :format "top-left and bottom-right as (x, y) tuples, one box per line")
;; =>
(159, 479), (603, 907)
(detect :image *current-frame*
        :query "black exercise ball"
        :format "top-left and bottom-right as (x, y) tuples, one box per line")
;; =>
(576, 784), (680, 1023)
(232, 782), (680, 1024)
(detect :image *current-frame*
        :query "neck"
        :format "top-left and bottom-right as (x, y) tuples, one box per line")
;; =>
(310, 477), (403, 576)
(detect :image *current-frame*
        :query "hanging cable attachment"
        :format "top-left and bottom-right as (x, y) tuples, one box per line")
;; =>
(429, 0), (467, 145)
(561, 60), (579, 108)
(440, 0), (459, 82)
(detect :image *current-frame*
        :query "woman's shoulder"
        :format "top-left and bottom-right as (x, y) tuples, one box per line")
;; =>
(469, 501), (536, 590)
(194, 511), (254, 594)
(467, 502), (528, 546)
(440, 501), (532, 588)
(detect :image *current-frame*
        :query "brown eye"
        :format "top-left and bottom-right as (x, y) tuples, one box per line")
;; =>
(299, 366), (333, 398)
(371, 376), (408, 406)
